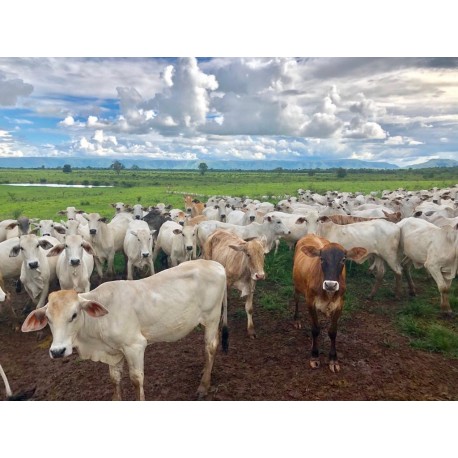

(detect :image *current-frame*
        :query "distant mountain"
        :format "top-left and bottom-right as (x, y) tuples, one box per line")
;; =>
(406, 159), (458, 169)
(0, 157), (399, 170)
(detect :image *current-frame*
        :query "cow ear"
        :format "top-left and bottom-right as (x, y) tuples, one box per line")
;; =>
(83, 213), (90, 221)
(413, 211), (422, 217)
(99, 217), (108, 223)
(9, 245), (21, 258)
(76, 210), (85, 214)
(229, 243), (246, 252)
(110, 203), (116, 208)
(78, 295), (109, 317)
(130, 230), (138, 237)
(172, 229), (182, 235)
(318, 216), (330, 223)
(295, 217), (306, 224)
(39, 239), (54, 251)
(300, 245), (321, 258)
(22, 306), (48, 332)
(53, 224), (67, 234)
(346, 247), (368, 262)
(5, 221), (18, 231)
(47, 244), (65, 257)
(57, 210), (67, 215)
(266, 216), (272, 222)
(82, 241), (97, 256)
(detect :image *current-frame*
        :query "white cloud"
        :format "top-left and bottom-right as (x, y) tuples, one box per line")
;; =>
(60, 115), (75, 127)
(0, 71), (33, 106)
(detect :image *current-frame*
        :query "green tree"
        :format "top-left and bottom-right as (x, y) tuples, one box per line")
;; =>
(336, 167), (347, 178)
(110, 160), (125, 175)
(62, 164), (72, 173)
(198, 162), (208, 175)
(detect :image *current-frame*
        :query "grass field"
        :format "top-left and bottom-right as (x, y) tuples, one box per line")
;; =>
(0, 167), (457, 220)
(0, 166), (457, 358)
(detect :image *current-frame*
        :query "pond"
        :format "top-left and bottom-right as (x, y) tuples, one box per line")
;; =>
(2, 183), (113, 188)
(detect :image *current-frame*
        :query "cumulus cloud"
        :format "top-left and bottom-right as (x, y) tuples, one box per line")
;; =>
(0, 71), (33, 106)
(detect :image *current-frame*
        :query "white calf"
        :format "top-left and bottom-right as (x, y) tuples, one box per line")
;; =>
(46, 235), (96, 293)
(123, 220), (155, 280)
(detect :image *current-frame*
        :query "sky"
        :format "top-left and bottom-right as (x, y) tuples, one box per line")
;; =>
(1, 56), (457, 167)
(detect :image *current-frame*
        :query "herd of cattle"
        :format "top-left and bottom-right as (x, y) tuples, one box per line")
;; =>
(1, 184), (458, 400)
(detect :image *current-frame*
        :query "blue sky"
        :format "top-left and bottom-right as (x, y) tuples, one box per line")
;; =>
(1, 56), (457, 166)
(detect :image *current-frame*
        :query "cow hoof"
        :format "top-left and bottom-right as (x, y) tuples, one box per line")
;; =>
(293, 321), (302, 329)
(310, 359), (320, 369)
(196, 389), (208, 400)
(329, 361), (340, 373)
(248, 330), (257, 339)
(440, 311), (454, 320)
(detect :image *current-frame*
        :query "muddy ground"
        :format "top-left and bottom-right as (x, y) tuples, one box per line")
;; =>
(1, 280), (457, 402)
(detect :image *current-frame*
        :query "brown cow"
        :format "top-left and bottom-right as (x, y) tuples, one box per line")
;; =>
(328, 211), (402, 225)
(293, 234), (367, 372)
(184, 195), (205, 217)
(204, 229), (266, 338)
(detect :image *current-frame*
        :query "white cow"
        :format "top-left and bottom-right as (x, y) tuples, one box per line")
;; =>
(84, 213), (116, 278)
(34, 219), (67, 243)
(22, 259), (228, 401)
(317, 217), (403, 299)
(9, 234), (59, 308)
(153, 221), (197, 267)
(123, 220), (155, 280)
(226, 204), (257, 225)
(46, 235), (96, 293)
(197, 215), (290, 254)
(58, 207), (88, 226)
(398, 217), (458, 314)
(0, 219), (19, 242)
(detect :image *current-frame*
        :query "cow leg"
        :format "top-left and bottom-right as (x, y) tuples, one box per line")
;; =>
(127, 259), (134, 281)
(293, 289), (302, 329)
(328, 308), (342, 373)
(401, 259), (416, 296)
(197, 321), (219, 400)
(307, 304), (320, 369)
(367, 258), (385, 300)
(109, 358), (125, 401)
(94, 256), (104, 280)
(35, 283), (49, 309)
(425, 264), (453, 315)
(124, 340), (147, 401)
(245, 284), (256, 338)
(107, 252), (115, 277)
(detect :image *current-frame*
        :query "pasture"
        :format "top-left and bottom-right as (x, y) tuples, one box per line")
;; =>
(0, 167), (457, 400)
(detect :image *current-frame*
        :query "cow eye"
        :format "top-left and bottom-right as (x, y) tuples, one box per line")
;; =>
(65, 244), (68, 248)
(70, 312), (77, 322)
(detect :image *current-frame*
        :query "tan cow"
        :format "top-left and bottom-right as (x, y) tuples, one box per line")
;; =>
(293, 234), (367, 372)
(204, 229), (266, 338)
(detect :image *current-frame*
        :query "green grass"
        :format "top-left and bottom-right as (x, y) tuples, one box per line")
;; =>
(1, 167), (458, 359)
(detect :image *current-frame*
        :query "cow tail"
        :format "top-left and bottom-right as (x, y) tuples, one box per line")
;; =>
(0, 364), (13, 398)
(221, 286), (229, 353)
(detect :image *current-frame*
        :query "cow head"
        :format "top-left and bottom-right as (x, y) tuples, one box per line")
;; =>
(21, 290), (108, 359)
(47, 235), (96, 266)
(9, 234), (54, 270)
(130, 229), (155, 258)
(300, 243), (367, 293)
(229, 238), (266, 281)
(84, 213), (108, 236)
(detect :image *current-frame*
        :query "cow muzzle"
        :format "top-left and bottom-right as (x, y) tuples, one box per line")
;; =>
(253, 272), (265, 281)
(135, 215), (141, 220)
(249, 216), (255, 222)
(70, 258), (81, 266)
(142, 252), (150, 258)
(186, 246), (193, 251)
(50, 347), (67, 359)
(89, 229), (97, 235)
(28, 261), (39, 270)
(323, 281), (339, 292)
